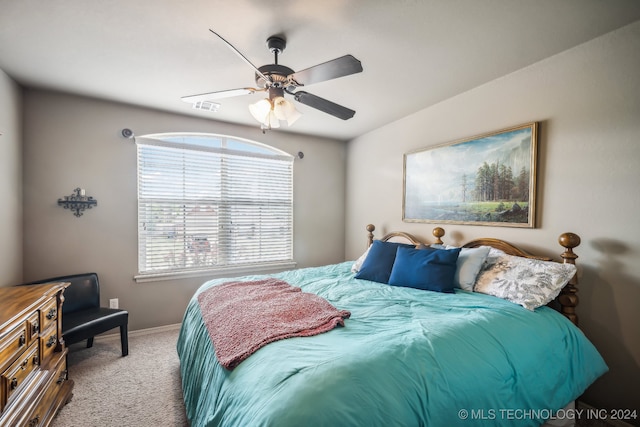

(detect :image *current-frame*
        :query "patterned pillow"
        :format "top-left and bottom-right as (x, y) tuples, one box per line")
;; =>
(473, 252), (577, 310)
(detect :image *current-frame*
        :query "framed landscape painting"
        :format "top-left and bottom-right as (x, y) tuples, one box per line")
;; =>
(403, 122), (538, 228)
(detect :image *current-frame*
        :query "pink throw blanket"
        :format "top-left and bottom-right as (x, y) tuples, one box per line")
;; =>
(197, 278), (351, 370)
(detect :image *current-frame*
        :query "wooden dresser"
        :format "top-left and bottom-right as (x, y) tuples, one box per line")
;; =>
(0, 283), (74, 426)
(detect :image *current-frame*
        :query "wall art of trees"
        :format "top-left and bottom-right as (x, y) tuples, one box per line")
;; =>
(403, 124), (536, 226)
(465, 161), (530, 223)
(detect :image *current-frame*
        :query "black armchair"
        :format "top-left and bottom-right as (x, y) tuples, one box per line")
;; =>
(20, 272), (129, 357)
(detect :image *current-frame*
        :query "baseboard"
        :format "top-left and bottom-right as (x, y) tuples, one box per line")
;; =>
(98, 323), (182, 340)
(576, 401), (636, 427)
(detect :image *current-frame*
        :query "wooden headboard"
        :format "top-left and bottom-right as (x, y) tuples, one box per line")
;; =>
(365, 224), (581, 326)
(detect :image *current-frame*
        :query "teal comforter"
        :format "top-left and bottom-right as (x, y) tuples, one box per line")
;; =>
(177, 262), (607, 427)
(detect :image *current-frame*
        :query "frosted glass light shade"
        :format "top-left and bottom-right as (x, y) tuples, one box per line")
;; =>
(266, 111), (280, 128)
(249, 96), (301, 128)
(249, 99), (272, 123)
(273, 97), (302, 126)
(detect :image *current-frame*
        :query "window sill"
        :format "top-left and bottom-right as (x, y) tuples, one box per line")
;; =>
(134, 261), (297, 283)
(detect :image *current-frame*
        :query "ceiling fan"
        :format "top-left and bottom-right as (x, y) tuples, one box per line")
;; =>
(181, 30), (363, 131)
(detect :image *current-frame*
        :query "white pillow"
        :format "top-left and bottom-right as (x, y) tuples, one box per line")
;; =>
(351, 245), (371, 273)
(473, 252), (577, 310)
(450, 246), (491, 291)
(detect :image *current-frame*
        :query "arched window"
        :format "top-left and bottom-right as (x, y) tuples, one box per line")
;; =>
(135, 133), (294, 281)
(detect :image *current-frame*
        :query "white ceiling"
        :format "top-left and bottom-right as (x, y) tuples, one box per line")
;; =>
(2, 0), (640, 141)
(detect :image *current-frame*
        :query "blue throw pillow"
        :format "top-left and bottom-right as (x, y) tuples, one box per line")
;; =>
(355, 240), (417, 284)
(388, 246), (461, 292)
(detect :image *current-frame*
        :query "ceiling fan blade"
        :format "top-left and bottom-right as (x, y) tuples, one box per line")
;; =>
(181, 88), (262, 103)
(293, 91), (355, 120)
(290, 55), (363, 87)
(209, 30), (271, 84)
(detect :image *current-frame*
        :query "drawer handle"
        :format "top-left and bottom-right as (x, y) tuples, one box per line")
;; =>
(10, 377), (18, 390)
(32, 322), (40, 334)
(46, 307), (57, 319)
(56, 369), (68, 385)
(28, 416), (40, 427)
(19, 333), (26, 346)
(46, 335), (57, 348)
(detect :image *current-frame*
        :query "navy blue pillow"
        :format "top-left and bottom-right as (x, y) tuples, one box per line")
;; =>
(388, 246), (461, 293)
(355, 240), (417, 284)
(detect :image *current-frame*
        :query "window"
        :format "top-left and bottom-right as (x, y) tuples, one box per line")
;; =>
(135, 133), (294, 281)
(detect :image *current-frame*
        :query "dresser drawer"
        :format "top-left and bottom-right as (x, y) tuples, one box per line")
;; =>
(20, 355), (69, 427)
(40, 331), (59, 366)
(27, 313), (40, 345)
(2, 341), (39, 405)
(0, 323), (27, 372)
(39, 299), (58, 334)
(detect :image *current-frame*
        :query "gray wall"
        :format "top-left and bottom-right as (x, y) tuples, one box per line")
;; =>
(346, 21), (640, 418)
(21, 90), (346, 330)
(0, 69), (23, 286)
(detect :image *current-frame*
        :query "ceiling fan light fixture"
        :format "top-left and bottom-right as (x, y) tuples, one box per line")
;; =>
(273, 96), (302, 126)
(248, 98), (272, 123)
(249, 94), (302, 129)
(267, 111), (281, 129)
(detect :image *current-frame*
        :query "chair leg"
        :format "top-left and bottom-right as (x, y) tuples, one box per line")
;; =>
(120, 324), (129, 357)
(86, 337), (94, 348)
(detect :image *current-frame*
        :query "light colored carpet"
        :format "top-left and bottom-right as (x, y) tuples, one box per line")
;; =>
(51, 325), (188, 427)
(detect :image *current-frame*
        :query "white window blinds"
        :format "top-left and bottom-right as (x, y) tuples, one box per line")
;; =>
(136, 134), (293, 277)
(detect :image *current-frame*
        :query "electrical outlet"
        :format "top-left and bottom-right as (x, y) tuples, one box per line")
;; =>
(109, 298), (119, 309)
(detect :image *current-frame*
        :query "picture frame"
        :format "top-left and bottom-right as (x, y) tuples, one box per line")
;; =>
(403, 122), (538, 228)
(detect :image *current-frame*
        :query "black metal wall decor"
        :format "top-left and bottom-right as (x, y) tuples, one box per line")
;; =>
(57, 188), (97, 217)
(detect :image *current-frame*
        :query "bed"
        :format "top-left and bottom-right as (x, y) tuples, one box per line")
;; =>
(177, 225), (607, 427)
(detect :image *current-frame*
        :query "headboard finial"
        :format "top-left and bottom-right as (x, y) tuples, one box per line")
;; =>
(366, 224), (375, 247)
(558, 232), (581, 326)
(432, 227), (445, 245)
(559, 232), (581, 253)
